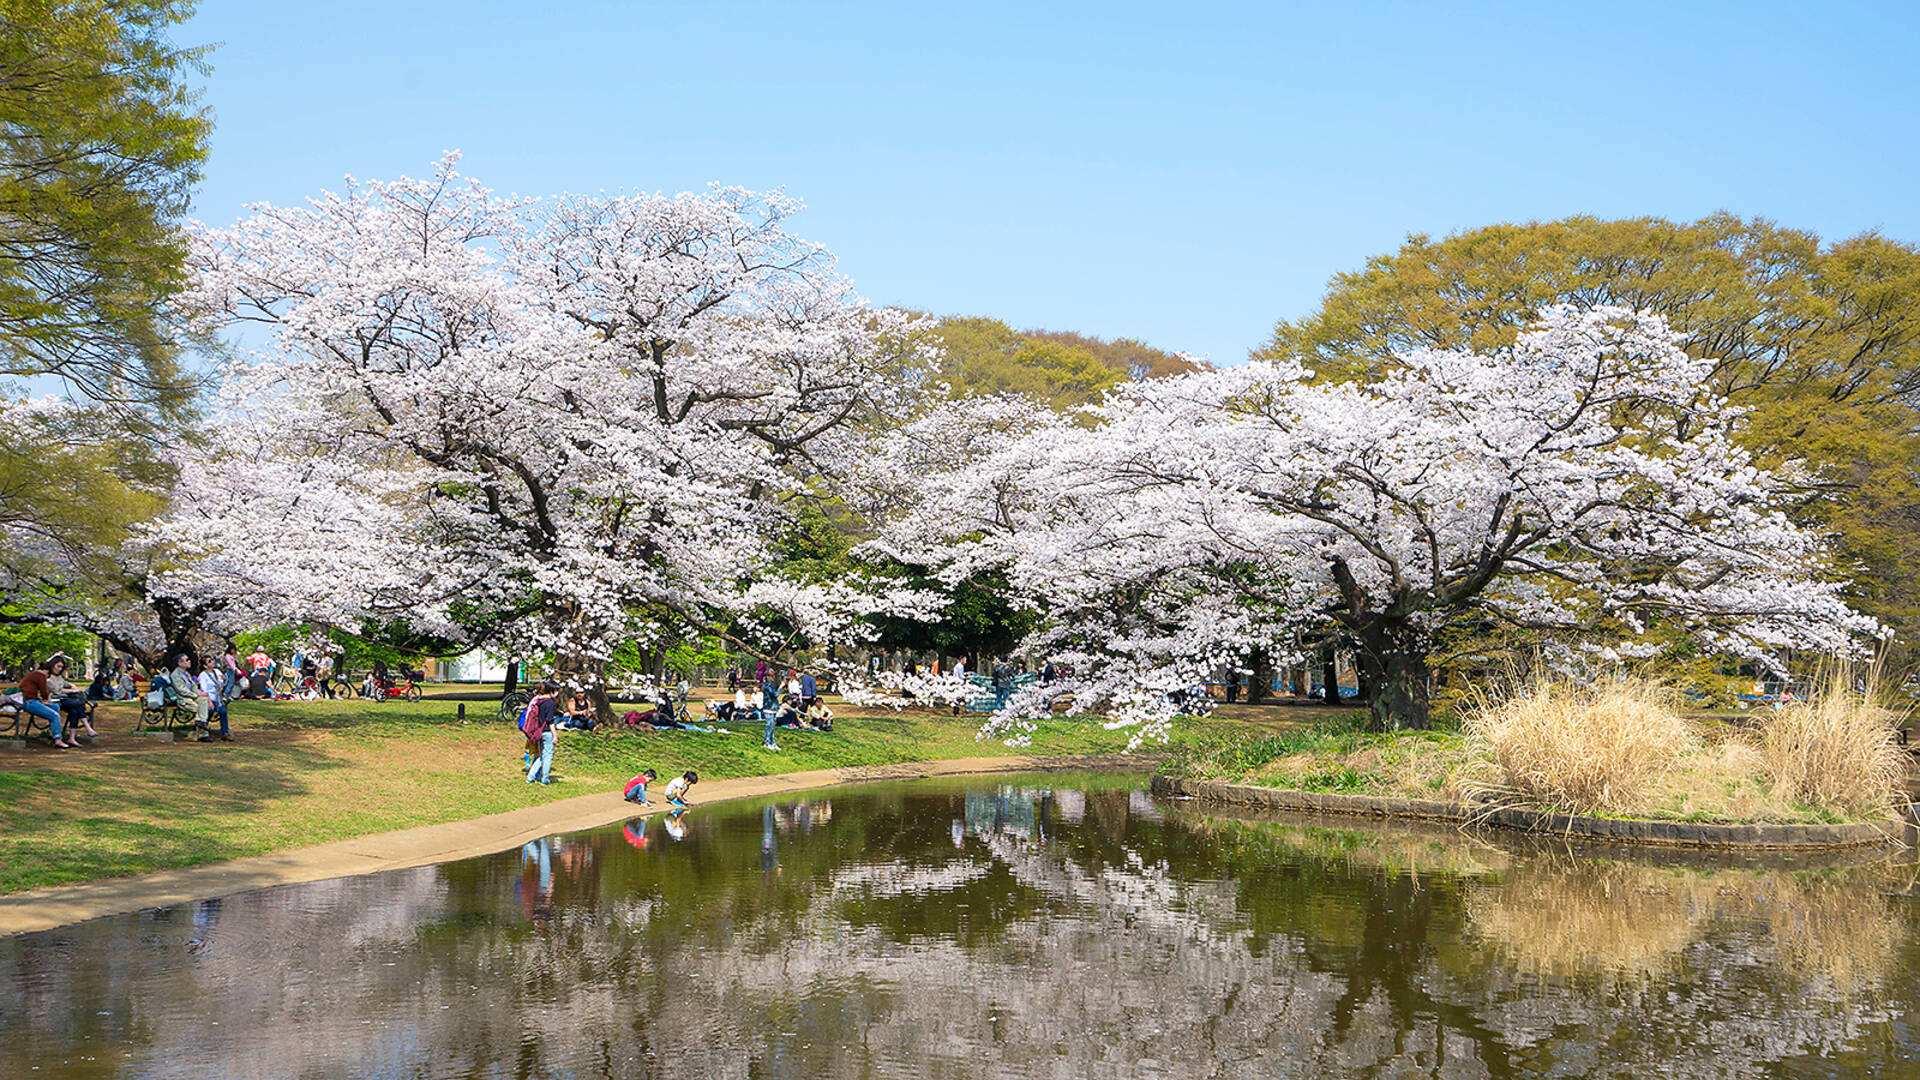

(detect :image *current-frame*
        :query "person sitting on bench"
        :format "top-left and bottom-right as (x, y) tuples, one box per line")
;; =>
(44, 658), (97, 740)
(173, 654), (212, 729)
(17, 664), (76, 748)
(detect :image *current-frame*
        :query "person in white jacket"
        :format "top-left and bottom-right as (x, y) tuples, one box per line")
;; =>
(195, 655), (232, 742)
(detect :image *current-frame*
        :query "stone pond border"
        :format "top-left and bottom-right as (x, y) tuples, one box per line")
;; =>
(1151, 774), (1910, 850)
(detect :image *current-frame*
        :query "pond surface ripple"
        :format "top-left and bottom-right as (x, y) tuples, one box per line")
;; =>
(3, 773), (1918, 1079)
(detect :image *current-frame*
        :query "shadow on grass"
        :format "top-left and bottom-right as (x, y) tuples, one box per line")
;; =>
(227, 698), (476, 734)
(0, 742), (354, 894)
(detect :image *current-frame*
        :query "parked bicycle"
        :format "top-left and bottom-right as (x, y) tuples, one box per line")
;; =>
(500, 689), (532, 725)
(362, 667), (425, 703)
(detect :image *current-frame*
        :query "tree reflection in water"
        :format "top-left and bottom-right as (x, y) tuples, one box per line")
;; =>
(2, 775), (1916, 1079)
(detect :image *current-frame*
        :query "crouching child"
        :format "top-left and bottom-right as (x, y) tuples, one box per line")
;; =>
(624, 768), (657, 805)
(663, 770), (698, 807)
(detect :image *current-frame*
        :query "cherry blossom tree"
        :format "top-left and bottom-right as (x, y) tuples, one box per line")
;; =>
(184, 156), (926, 712)
(0, 408), (421, 670)
(876, 307), (1879, 736)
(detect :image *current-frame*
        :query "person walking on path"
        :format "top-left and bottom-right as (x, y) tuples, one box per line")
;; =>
(991, 658), (1014, 711)
(521, 681), (560, 785)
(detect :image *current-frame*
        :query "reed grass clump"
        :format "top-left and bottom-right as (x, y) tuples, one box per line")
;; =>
(1758, 668), (1904, 819)
(1468, 676), (1695, 815)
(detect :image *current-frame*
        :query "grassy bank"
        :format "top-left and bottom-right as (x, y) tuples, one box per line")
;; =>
(1167, 706), (1908, 827)
(0, 695), (1277, 895)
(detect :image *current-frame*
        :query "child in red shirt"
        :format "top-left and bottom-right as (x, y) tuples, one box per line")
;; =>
(623, 768), (657, 805)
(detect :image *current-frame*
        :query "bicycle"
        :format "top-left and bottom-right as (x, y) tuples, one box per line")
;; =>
(500, 689), (532, 725)
(659, 689), (693, 726)
(362, 669), (425, 703)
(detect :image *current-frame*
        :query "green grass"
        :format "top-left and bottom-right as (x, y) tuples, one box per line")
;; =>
(1167, 710), (1469, 793)
(0, 695), (1272, 895)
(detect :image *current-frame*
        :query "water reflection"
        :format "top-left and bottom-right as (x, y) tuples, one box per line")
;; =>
(1, 775), (1916, 1079)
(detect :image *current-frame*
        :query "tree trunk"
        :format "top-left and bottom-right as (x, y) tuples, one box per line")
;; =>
(1248, 649), (1273, 704)
(1322, 646), (1341, 706)
(500, 660), (519, 697)
(556, 649), (616, 723)
(1353, 624), (1432, 731)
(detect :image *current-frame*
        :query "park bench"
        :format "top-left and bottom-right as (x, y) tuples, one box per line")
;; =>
(2, 694), (96, 743)
(1, 698), (45, 741)
(133, 676), (197, 736)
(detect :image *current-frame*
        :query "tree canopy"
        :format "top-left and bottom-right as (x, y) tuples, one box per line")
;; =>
(0, 0), (210, 409)
(874, 308), (1870, 735)
(0, 1), (211, 650)
(932, 315), (1198, 409)
(181, 159), (929, 711)
(1258, 214), (1920, 655)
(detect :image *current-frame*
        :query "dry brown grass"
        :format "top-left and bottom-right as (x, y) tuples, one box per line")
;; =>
(1758, 667), (1906, 819)
(1468, 675), (1696, 815)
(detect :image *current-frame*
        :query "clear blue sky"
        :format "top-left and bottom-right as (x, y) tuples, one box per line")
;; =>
(182, 0), (1919, 364)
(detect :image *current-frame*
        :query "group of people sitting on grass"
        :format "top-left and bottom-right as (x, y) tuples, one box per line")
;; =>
(512, 668), (835, 782)
(711, 669), (832, 748)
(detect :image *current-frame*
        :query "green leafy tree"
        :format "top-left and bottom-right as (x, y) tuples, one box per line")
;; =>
(1025, 327), (1202, 380)
(1, 0), (210, 408)
(0, 611), (88, 674)
(1260, 214), (1920, 659)
(931, 316), (1196, 410)
(1, 1), (212, 638)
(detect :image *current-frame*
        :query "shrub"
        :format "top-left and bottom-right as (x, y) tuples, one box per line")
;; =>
(1468, 675), (1695, 815)
(1758, 669), (1903, 819)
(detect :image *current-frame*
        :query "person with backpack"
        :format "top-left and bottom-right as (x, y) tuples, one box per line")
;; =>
(520, 681), (561, 785)
(991, 658), (1014, 711)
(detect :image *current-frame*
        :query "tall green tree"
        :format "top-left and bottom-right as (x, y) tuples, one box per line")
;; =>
(1, 0), (210, 408)
(1260, 215), (1920, 656)
(0, 0), (211, 622)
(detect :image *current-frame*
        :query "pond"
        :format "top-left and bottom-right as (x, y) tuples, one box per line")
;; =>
(4, 773), (1919, 1078)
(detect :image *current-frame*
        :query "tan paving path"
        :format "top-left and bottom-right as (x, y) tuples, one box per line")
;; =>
(0, 754), (1143, 937)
